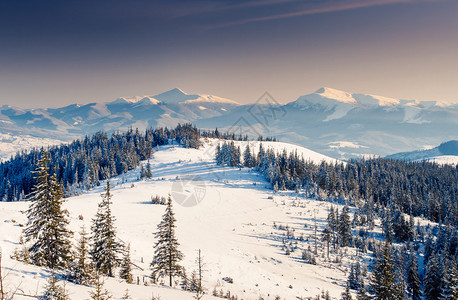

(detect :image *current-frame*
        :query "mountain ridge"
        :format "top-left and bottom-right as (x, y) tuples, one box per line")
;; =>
(386, 140), (458, 164)
(0, 87), (457, 159)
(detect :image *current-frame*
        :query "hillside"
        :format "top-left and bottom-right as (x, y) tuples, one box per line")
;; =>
(386, 140), (458, 165)
(0, 140), (360, 299)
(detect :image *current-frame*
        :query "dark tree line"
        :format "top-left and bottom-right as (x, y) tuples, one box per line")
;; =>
(216, 141), (458, 227)
(0, 123), (201, 201)
(201, 128), (277, 142)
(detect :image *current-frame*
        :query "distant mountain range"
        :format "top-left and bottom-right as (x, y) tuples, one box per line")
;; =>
(386, 140), (458, 164)
(0, 87), (457, 159)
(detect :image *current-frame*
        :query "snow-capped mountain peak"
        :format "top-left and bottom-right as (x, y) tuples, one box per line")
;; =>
(153, 87), (197, 103)
(315, 87), (357, 104)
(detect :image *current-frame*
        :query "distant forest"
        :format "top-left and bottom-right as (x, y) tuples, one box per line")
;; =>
(2, 124), (456, 228)
(0, 124), (202, 201)
(216, 141), (458, 227)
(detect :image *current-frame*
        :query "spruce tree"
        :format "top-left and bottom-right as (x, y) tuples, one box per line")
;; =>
(119, 243), (133, 283)
(371, 243), (403, 300)
(151, 194), (183, 286)
(424, 252), (442, 300)
(24, 151), (73, 269)
(90, 273), (112, 300)
(322, 225), (332, 259)
(440, 257), (457, 299)
(243, 145), (253, 168)
(339, 205), (351, 247)
(341, 282), (353, 300)
(41, 273), (70, 300)
(406, 247), (421, 300)
(145, 160), (152, 179)
(73, 226), (93, 284)
(356, 281), (369, 300)
(90, 181), (122, 277)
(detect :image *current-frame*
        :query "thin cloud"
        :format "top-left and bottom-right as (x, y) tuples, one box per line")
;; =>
(205, 0), (418, 29)
(170, 0), (300, 18)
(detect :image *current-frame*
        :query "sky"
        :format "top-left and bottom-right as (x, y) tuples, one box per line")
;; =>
(1, 0), (458, 108)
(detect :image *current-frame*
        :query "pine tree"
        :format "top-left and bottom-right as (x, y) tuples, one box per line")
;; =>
(119, 243), (133, 284)
(193, 249), (205, 298)
(356, 281), (369, 300)
(371, 243), (403, 300)
(382, 209), (394, 243)
(243, 145), (253, 168)
(440, 257), (457, 300)
(424, 252), (442, 300)
(339, 205), (352, 247)
(73, 226), (93, 284)
(122, 288), (131, 299)
(322, 225), (332, 259)
(406, 247), (421, 300)
(90, 181), (122, 277)
(90, 273), (112, 300)
(145, 160), (153, 179)
(348, 262), (362, 290)
(24, 151), (73, 269)
(151, 194), (183, 286)
(41, 274), (70, 300)
(341, 282), (353, 300)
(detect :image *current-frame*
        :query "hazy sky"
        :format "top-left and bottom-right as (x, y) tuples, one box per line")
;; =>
(1, 0), (457, 107)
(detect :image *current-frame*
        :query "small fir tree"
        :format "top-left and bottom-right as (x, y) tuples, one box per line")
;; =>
(73, 226), (93, 284)
(90, 273), (112, 300)
(41, 273), (70, 300)
(119, 243), (133, 284)
(151, 194), (183, 286)
(90, 181), (122, 277)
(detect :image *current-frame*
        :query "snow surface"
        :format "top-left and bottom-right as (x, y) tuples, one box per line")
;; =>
(0, 139), (356, 300)
(148, 88), (239, 105)
(0, 133), (64, 161)
(416, 155), (458, 165)
(328, 141), (368, 149)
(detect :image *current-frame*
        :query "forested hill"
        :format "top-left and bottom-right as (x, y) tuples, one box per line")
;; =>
(0, 124), (202, 201)
(0, 124), (274, 202)
(217, 141), (458, 227)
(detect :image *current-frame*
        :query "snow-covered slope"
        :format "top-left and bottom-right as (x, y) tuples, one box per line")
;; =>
(0, 140), (355, 299)
(386, 140), (458, 165)
(0, 133), (64, 161)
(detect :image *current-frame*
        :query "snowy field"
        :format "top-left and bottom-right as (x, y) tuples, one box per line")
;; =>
(417, 155), (458, 165)
(0, 133), (64, 161)
(1, 139), (370, 299)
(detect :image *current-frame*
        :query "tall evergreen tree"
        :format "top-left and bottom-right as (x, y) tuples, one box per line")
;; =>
(339, 205), (352, 247)
(24, 151), (73, 269)
(356, 281), (369, 300)
(90, 181), (122, 277)
(440, 257), (457, 300)
(322, 225), (332, 259)
(151, 194), (183, 286)
(406, 247), (421, 300)
(424, 252), (443, 300)
(371, 243), (404, 300)
(341, 282), (353, 300)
